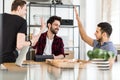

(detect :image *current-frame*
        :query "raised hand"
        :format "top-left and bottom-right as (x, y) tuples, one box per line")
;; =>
(74, 6), (79, 21)
(40, 17), (46, 33)
(30, 17), (46, 46)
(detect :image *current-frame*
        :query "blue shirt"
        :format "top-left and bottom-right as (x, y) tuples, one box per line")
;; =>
(93, 40), (117, 56)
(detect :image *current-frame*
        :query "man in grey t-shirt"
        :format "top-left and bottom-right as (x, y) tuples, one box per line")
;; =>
(93, 40), (117, 55)
(74, 7), (117, 64)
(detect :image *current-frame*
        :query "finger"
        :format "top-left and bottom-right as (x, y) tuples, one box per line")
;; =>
(74, 6), (78, 16)
(40, 17), (44, 25)
(40, 17), (45, 30)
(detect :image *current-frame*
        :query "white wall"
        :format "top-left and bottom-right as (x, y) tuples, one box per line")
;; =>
(4, 0), (13, 13)
(0, 0), (3, 13)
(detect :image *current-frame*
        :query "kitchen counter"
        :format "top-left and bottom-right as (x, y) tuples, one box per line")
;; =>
(0, 60), (120, 80)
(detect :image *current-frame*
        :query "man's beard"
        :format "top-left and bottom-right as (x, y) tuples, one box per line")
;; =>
(97, 37), (102, 43)
(50, 27), (59, 34)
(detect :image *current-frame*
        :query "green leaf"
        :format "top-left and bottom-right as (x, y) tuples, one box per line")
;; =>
(108, 51), (115, 58)
(87, 50), (93, 60)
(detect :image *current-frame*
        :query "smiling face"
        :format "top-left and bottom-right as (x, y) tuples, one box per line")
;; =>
(48, 20), (60, 34)
(94, 27), (103, 42)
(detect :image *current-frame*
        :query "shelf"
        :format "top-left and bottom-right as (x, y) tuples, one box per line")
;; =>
(27, 2), (80, 57)
(64, 47), (79, 49)
(28, 2), (80, 8)
(28, 25), (78, 28)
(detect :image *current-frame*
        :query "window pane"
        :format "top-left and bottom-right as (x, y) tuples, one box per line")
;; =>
(110, 0), (120, 44)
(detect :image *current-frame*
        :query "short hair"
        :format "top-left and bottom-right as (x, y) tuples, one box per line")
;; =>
(97, 22), (112, 37)
(47, 16), (62, 28)
(11, 0), (26, 11)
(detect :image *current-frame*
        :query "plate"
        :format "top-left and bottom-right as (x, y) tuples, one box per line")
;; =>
(46, 59), (89, 69)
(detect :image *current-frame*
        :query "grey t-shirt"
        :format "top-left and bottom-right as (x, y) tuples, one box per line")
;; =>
(93, 40), (117, 56)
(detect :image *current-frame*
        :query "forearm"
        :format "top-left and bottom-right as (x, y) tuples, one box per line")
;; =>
(109, 57), (115, 69)
(17, 40), (30, 50)
(16, 32), (40, 50)
(76, 15), (88, 41)
(31, 30), (42, 46)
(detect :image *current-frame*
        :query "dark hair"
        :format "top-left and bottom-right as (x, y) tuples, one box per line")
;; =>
(11, 0), (26, 11)
(97, 22), (112, 37)
(47, 16), (62, 28)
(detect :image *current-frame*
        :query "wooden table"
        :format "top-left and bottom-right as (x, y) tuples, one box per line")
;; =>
(0, 60), (120, 80)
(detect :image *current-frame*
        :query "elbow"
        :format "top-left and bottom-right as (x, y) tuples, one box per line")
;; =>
(81, 36), (84, 40)
(81, 36), (85, 41)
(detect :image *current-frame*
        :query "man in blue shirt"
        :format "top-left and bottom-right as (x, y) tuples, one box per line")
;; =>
(74, 7), (117, 65)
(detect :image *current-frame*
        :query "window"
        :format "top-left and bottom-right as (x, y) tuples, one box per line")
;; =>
(102, 0), (120, 44)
